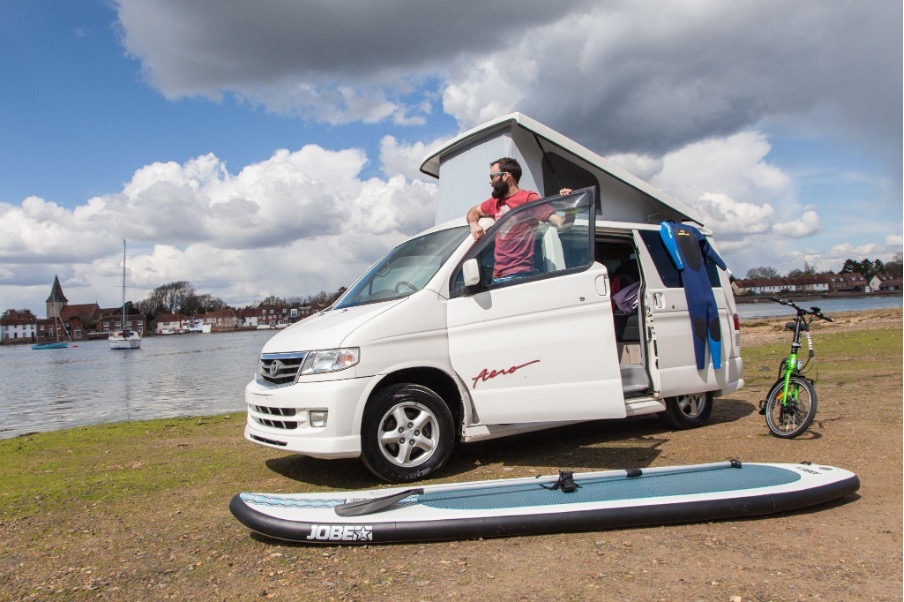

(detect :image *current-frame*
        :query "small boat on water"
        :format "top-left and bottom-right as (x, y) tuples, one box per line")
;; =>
(109, 239), (142, 350)
(32, 341), (68, 350)
(109, 329), (141, 349)
(33, 302), (70, 350)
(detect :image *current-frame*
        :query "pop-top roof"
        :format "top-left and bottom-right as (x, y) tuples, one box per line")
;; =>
(420, 112), (702, 225)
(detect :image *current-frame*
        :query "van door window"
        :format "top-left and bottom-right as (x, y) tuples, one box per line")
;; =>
(451, 188), (595, 295)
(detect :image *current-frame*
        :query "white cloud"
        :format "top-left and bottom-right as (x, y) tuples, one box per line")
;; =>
(379, 135), (449, 181)
(0, 146), (438, 311)
(650, 132), (791, 207)
(772, 210), (821, 239)
(694, 193), (775, 236)
(605, 131), (832, 275)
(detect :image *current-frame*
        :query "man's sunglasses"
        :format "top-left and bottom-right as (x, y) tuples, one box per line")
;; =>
(489, 172), (508, 180)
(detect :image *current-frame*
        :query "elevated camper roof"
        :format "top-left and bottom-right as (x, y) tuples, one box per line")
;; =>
(420, 113), (702, 227)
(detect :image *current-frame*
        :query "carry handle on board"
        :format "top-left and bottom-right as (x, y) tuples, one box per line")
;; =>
(334, 488), (423, 517)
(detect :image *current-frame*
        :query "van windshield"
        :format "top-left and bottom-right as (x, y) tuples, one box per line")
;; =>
(335, 227), (470, 309)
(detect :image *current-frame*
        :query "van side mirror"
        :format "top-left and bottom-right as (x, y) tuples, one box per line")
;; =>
(462, 258), (481, 287)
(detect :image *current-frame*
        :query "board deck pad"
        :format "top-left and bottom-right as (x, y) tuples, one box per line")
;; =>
(230, 461), (859, 544)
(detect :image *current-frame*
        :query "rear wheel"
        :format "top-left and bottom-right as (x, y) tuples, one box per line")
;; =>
(659, 392), (713, 429)
(361, 384), (455, 483)
(765, 376), (817, 439)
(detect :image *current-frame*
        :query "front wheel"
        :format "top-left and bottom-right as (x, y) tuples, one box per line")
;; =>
(361, 384), (455, 483)
(659, 392), (713, 429)
(765, 376), (817, 439)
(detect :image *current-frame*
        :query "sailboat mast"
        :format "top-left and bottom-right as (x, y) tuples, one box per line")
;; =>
(121, 239), (126, 326)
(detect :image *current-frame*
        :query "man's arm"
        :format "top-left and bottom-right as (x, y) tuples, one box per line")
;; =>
(467, 204), (489, 241)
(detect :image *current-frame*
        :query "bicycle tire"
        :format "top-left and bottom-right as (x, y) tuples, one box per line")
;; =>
(764, 376), (817, 439)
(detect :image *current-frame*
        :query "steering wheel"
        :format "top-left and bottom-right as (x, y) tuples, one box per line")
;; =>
(394, 280), (417, 293)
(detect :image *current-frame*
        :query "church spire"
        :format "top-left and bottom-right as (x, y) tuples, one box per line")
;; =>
(46, 275), (68, 303)
(46, 275), (68, 320)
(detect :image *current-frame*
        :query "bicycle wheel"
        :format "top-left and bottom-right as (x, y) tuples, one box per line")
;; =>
(764, 376), (817, 439)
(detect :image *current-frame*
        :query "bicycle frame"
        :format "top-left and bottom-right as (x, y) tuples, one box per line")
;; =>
(777, 313), (813, 407)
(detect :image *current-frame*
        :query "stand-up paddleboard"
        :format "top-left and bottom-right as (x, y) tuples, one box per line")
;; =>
(229, 461), (859, 544)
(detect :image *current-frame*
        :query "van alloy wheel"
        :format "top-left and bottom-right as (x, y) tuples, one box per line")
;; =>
(377, 401), (439, 467)
(361, 384), (454, 483)
(659, 391), (713, 429)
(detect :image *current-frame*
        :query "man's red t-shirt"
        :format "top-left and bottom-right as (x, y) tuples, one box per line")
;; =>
(479, 190), (553, 277)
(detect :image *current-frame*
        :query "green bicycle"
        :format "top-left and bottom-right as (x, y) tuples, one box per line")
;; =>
(758, 297), (833, 438)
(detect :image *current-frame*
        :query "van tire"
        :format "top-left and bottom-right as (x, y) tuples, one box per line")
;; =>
(659, 392), (713, 429)
(361, 384), (455, 483)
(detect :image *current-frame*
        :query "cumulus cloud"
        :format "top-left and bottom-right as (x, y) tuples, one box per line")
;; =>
(603, 130), (831, 274)
(442, 2), (902, 162)
(772, 210), (821, 239)
(0, 147), (438, 310)
(113, 1), (900, 164)
(379, 135), (449, 181)
(114, 0), (580, 125)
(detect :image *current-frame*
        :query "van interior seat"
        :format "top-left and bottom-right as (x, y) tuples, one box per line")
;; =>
(537, 224), (565, 273)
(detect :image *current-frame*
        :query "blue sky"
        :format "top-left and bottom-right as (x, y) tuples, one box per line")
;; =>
(0, 1), (901, 313)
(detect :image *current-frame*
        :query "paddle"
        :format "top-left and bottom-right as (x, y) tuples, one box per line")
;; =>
(334, 488), (424, 517)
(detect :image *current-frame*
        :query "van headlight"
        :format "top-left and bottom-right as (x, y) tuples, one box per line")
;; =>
(300, 348), (359, 376)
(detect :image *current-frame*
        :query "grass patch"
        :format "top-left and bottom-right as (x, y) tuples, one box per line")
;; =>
(742, 328), (902, 389)
(0, 414), (256, 518)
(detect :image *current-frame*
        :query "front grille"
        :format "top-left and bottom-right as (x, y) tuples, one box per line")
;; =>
(258, 352), (307, 386)
(250, 404), (299, 429)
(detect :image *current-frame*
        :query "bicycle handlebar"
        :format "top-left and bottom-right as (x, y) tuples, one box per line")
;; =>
(767, 297), (833, 322)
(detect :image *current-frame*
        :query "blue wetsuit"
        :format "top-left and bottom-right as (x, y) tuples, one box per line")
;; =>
(659, 221), (728, 370)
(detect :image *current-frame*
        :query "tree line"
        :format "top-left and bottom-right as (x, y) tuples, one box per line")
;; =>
(134, 281), (347, 322)
(745, 254), (902, 282)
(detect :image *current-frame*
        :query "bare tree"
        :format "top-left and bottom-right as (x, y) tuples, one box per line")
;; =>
(745, 266), (779, 279)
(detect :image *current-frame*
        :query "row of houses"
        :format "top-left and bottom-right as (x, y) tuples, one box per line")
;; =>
(0, 276), (323, 344)
(1, 305), (322, 343)
(734, 273), (902, 296)
(153, 305), (316, 334)
(0, 306), (147, 344)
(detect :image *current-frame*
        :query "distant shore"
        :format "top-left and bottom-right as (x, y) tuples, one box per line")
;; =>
(734, 290), (901, 303)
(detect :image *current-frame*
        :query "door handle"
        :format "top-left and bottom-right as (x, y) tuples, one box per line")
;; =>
(595, 275), (608, 297)
(654, 292), (665, 309)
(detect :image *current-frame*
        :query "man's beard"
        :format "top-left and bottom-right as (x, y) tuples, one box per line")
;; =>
(491, 179), (509, 200)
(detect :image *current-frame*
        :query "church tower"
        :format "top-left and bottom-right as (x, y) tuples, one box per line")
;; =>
(46, 275), (68, 319)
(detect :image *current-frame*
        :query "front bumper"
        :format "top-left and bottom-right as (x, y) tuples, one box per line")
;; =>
(244, 376), (371, 459)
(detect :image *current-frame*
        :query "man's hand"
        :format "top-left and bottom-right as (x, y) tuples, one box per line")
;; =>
(469, 222), (485, 241)
(559, 188), (572, 195)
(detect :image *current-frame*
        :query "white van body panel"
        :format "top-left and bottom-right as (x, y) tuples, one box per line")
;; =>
(447, 261), (626, 424)
(261, 299), (406, 355)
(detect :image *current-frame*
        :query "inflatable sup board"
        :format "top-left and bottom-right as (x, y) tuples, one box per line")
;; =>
(229, 461), (859, 544)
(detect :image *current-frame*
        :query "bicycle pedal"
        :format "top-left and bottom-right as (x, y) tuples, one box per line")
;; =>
(757, 399), (767, 415)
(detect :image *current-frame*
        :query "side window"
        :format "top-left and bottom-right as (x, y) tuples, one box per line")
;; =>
(638, 230), (721, 288)
(452, 189), (595, 294)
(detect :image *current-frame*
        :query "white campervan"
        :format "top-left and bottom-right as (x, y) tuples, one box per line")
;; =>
(243, 114), (744, 482)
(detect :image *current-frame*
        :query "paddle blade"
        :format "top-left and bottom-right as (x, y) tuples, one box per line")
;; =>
(334, 488), (423, 517)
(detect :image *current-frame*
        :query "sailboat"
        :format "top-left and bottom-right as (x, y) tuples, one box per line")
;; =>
(32, 314), (69, 350)
(109, 239), (142, 350)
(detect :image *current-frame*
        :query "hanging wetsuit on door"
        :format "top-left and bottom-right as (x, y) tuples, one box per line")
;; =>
(659, 221), (729, 370)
